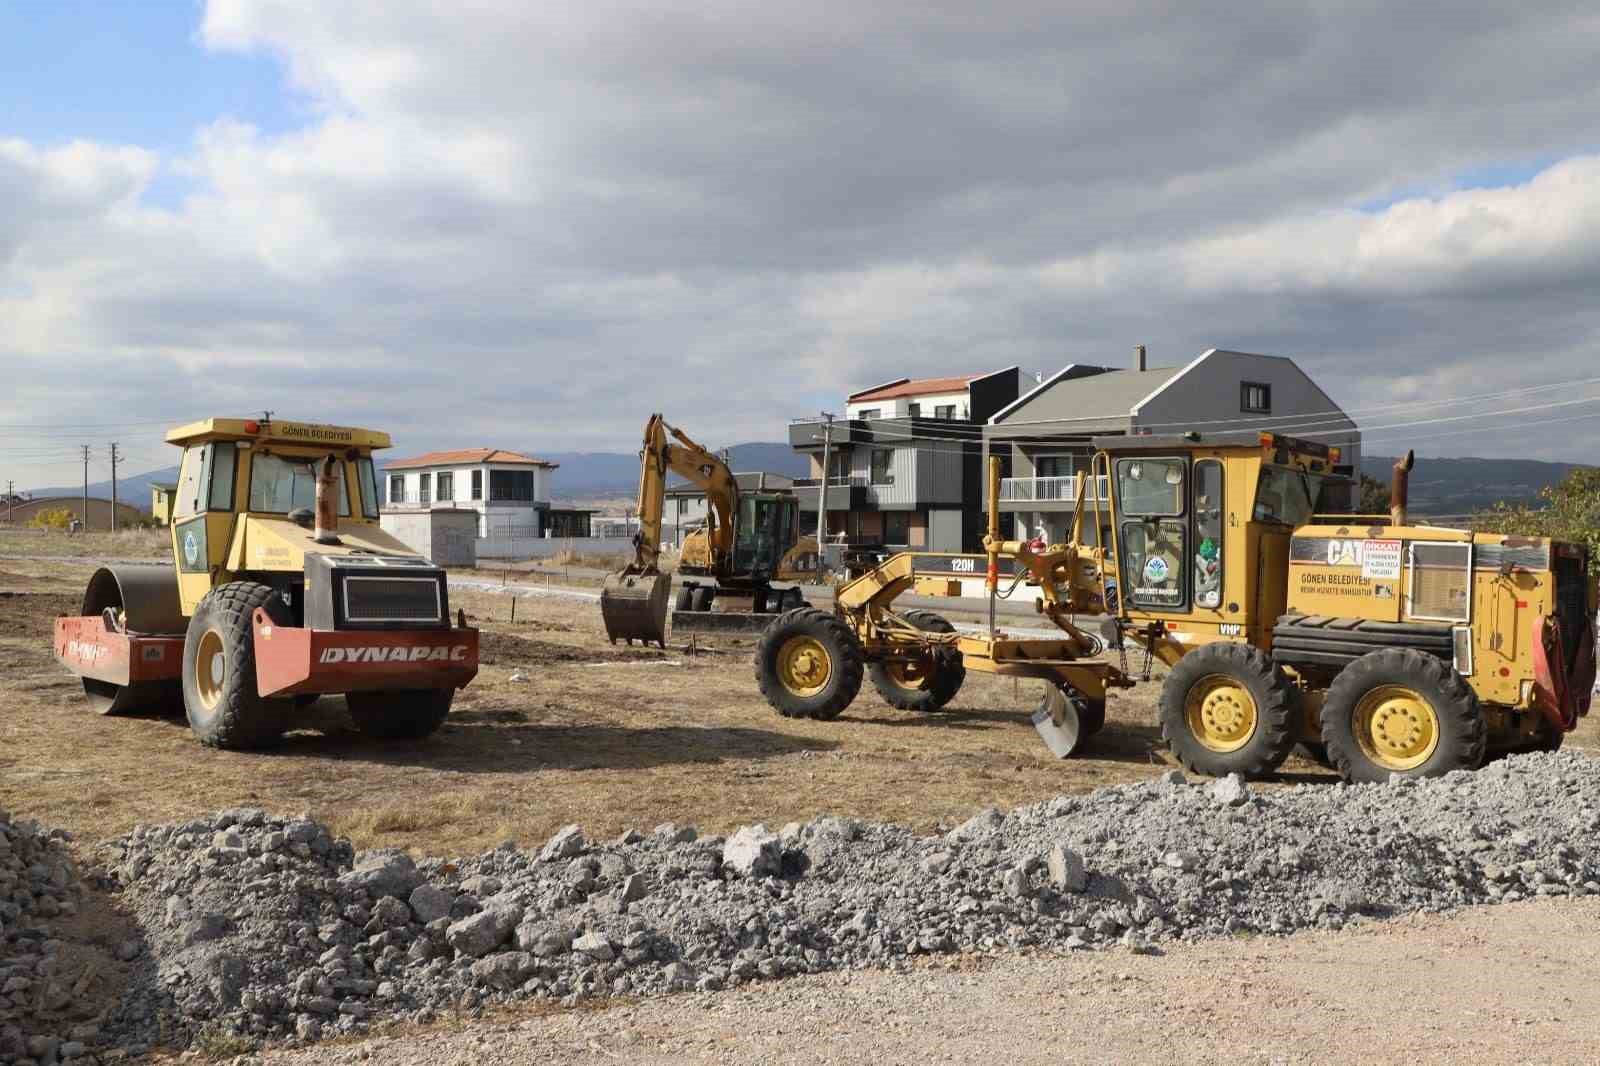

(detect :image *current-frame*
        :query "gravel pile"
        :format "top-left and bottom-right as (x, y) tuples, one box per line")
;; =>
(67, 752), (1600, 1055)
(0, 811), (105, 1065)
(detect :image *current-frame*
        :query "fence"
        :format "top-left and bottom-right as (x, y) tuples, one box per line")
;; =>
(476, 535), (636, 561)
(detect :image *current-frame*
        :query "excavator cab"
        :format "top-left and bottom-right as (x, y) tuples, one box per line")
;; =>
(732, 494), (797, 577)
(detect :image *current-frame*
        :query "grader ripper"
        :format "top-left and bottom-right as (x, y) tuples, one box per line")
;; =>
(756, 433), (1597, 782)
(53, 417), (479, 749)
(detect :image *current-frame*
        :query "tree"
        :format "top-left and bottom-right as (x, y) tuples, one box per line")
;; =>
(1358, 474), (1391, 515)
(1473, 467), (1600, 572)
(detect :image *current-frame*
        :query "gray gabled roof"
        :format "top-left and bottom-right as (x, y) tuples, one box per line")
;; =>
(991, 366), (1182, 426)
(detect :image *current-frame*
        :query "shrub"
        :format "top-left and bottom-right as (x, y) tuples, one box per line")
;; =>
(28, 507), (74, 530)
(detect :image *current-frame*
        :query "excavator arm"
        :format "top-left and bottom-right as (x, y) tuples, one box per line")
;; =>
(601, 414), (740, 646)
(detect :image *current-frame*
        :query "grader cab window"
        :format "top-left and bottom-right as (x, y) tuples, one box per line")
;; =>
(1253, 466), (1323, 527)
(1193, 460), (1223, 609)
(1116, 457), (1187, 609)
(249, 453), (351, 515)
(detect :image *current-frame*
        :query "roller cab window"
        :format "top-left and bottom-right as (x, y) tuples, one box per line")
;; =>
(1115, 457), (1187, 610)
(249, 452), (351, 516)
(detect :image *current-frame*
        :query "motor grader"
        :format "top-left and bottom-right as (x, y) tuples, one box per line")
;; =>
(600, 414), (809, 646)
(52, 417), (478, 749)
(755, 433), (1597, 782)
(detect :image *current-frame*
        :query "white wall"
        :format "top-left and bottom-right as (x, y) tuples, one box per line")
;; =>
(846, 389), (970, 420)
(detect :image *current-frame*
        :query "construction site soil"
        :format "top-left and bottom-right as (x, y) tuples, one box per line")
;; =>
(3, 535), (1599, 1064)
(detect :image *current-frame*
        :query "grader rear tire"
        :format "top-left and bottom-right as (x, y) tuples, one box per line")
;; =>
(347, 689), (454, 740)
(180, 581), (291, 750)
(755, 607), (863, 720)
(1320, 648), (1485, 782)
(1159, 642), (1298, 779)
(868, 609), (965, 712)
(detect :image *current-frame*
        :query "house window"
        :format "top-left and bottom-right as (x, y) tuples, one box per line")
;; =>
(1036, 455), (1076, 478)
(907, 402), (921, 417)
(471, 470), (482, 500)
(884, 511), (910, 545)
(437, 472), (454, 502)
(856, 408), (881, 419)
(490, 469), (536, 501)
(418, 472), (432, 504)
(389, 475), (404, 503)
(934, 404), (957, 419)
(1241, 382), (1271, 414)
(827, 451), (850, 482)
(870, 449), (895, 485)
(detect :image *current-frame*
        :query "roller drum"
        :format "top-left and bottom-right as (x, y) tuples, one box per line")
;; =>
(78, 564), (185, 715)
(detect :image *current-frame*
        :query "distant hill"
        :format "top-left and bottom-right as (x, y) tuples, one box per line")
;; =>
(545, 442), (808, 497)
(23, 465), (180, 513)
(1362, 455), (1588, 515)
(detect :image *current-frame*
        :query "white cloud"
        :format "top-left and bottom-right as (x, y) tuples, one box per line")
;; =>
(5, 0), (1600, 488)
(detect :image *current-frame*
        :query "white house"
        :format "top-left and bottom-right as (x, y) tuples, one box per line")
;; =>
(382, 448), (557, 538)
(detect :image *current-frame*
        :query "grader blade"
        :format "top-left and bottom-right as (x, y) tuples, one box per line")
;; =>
(600, 570), (671, 647)
(1032, 685), (1086, 759)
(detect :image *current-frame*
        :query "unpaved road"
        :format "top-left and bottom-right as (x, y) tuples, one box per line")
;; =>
(262, 898), (1600, 1066)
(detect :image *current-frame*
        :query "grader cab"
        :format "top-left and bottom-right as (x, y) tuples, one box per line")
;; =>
(754, 432), (1598, 782)
(53, 417), (478, 749)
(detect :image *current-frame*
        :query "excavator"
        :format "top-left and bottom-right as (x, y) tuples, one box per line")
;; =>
(600, 415), (812, 646)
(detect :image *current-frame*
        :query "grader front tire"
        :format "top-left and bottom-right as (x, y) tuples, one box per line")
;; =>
(180, 581), (291, 750)
(868, 609), (966, 712)
(1159, 642), (1298, 779)
(755, 608), (864, 720)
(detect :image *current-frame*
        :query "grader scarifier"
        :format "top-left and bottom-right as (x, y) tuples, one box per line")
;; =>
(53, 418), (479, 749)
(756, 433), (1597, 782)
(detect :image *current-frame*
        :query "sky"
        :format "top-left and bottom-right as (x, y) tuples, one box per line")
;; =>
(4, 1), (1600, 488)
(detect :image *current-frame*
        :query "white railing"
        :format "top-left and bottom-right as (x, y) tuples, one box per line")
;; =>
(387, 492), (436, 508)
(998, 475), (1107, 503)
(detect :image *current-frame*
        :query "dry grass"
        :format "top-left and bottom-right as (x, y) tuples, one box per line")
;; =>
(5, 554), (1590, 860)
(0, 526), (168, 560)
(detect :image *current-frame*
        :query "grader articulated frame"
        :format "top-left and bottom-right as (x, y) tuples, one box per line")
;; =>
(754, 458), (1134, 755)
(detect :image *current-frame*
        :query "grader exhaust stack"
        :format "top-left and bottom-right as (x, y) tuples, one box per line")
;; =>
(1390, 449), (1415, 527)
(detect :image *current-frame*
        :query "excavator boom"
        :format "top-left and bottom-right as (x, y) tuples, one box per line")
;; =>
(600, 414), (741, 646)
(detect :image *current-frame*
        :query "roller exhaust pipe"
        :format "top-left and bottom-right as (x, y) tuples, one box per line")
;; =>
(1390, 450), (1414, 528)
(314, 455), (342, 545)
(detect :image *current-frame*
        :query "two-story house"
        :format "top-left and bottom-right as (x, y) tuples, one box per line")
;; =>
(383, 448), (559, 538)
(983, 348), (1361, 545)
(790, 368), (1026, 553)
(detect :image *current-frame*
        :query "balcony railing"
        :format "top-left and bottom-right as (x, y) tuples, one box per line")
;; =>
(387, 491), (435, 508)
(793, 475), (869, 488)
(998, 475), (1107, 503)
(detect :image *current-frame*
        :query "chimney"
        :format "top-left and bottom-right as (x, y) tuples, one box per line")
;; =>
(1134, 345), (1147, 372)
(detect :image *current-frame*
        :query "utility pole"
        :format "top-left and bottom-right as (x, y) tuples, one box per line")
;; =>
(814, 411), (835, 545)
(109, 442), (121, 531)
(5, 480), (13, 526)
(80, 445), (91, 532)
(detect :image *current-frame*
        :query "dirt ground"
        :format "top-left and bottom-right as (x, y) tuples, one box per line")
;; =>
(4, 541), (1598, 856)
(0, 547), (1198, 857)
(258, 897), (1600, 1066)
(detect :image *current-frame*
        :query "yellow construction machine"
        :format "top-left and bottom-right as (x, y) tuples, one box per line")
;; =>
(52, 417), (478, 749)
(600, 415), (809, 646)
(755, 432), (1597, 782)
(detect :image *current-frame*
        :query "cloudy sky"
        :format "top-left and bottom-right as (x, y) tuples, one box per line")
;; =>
(4, 1), (1600, 487)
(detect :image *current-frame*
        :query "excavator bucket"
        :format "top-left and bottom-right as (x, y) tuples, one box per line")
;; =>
(600, 570), (671, 647)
